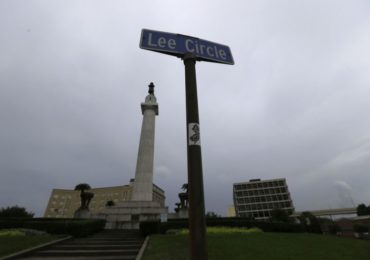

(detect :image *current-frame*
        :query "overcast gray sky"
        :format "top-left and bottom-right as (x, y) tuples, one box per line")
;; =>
(1, 0), (370, 216)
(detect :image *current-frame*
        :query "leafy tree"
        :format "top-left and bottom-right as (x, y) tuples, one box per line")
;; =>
(299, 211), (316, 224)
(270, 209), (291, 223)
(299, 211), (322, 233)
(357, 204), (370, 216)
(0, 205), (34, 218)
(206, 211), (220, 218)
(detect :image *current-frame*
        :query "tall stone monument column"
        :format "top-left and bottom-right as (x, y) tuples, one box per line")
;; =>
(99, 82), (167, 229)
(132, 82), (158, 201)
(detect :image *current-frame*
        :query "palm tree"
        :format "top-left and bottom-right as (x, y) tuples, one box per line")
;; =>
(74, 183), (91, 193)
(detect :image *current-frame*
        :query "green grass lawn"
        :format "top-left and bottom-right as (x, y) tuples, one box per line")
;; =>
(0, 230), (60, 257)
(142, 232), (370, 260)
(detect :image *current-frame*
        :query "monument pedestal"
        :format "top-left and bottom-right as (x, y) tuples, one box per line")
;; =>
(101, 201), (167, 229)
(74, 208), (92, 219)
(168, 208), (189, 219)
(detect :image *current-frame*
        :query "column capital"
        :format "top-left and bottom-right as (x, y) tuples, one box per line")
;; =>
(141, 103), (158, 115)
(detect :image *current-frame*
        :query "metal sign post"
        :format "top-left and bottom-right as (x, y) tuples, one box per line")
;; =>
(183, 52), (207, 260)
(140, 29), (234, 260)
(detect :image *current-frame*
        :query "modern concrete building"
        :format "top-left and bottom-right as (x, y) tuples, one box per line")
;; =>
(233, 178), (294, 220)
(44, 181), (165, 218)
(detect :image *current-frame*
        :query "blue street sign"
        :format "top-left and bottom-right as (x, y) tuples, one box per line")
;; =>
(140, 29), (234, 65)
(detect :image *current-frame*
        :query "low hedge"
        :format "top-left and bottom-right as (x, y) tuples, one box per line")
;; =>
(140, 221), (161, 236)
(160, 218), (305, 234)
(327, 223), (342, 234)
(0, 218), (106, 237)
(353, 224), (369, 234)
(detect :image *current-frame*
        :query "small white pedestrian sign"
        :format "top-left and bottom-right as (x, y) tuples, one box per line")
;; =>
(188, 123), (201, 146)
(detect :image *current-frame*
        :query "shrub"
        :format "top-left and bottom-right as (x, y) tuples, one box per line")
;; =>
(298, 212), (322, 234)
(0, 206), (34, 218)
(328, 224), (341, 235)
(270, 209), (292, 223)
(0, 218), (106, 237)
(160, 218), (305, 234)
(353, 224), (369, 234)
(178, 227), (263, 234)
(160, 219), (189, 233)
(140, 221), (161, 236)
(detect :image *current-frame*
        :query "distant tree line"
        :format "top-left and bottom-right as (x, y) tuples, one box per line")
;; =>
(206, 211), (221, 218)
(0, 205), (34, 218)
